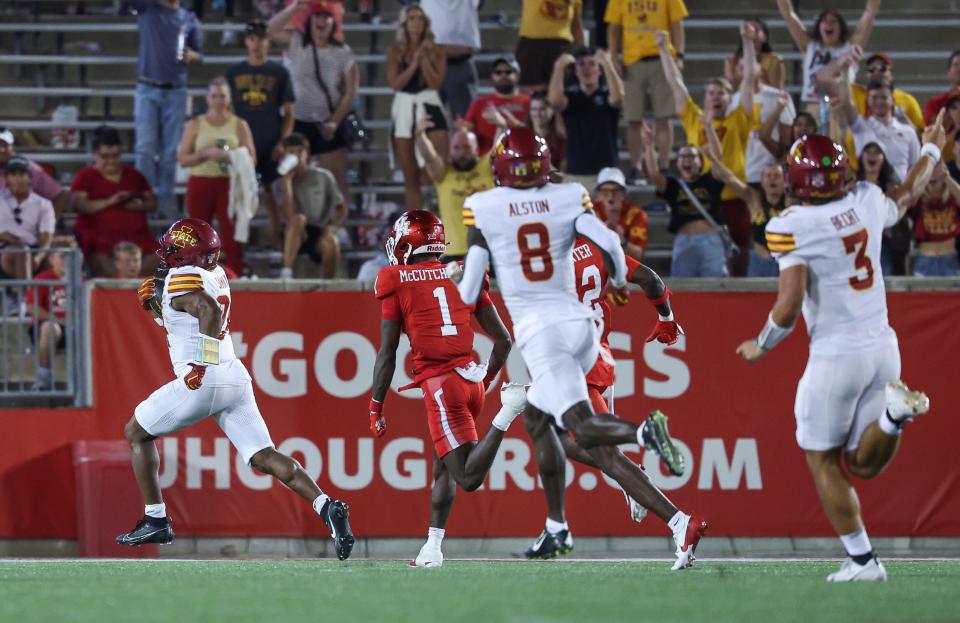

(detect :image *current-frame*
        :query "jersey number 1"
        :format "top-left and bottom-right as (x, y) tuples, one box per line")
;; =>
(517, 222), (554, 282)
(432, 287), (458, 336)
(842, 229), (875, 291)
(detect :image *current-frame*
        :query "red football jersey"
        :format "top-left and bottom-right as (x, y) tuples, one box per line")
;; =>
(375, 260), (492, 384)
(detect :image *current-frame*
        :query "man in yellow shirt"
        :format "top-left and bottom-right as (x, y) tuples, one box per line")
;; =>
(605, 0), (688, 181)
(850, 52), (925, 131)
(415, 116), (494, 259)
(660, 23), (759, 275)
(516, 0), (585, 93)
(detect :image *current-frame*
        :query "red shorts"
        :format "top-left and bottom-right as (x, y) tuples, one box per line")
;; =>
(586, 342), (615, 390)
(420, 371), (484, 458)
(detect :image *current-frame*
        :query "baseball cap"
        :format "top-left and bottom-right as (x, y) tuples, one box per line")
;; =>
(245, 19), (268, 37)
(0, 127), (13, 145)
(4, 155), (30, 175)
(595, 167), (626, 190)
(491, 56), (520, 74)
(865, 52), (893, 68)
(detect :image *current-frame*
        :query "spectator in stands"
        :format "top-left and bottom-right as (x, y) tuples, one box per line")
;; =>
(592, 167), (647, 261)
(909, 162), (960, 276)
(421, 0), (481, 119)
(462, 58), (530, 154)
(25, 236), (76, 391)
(178, 77), (256, 276)
(776, 0), (880, 116)
(660, 24), (756, 275)
(415, 115), (494, 260)
(0, 156), (55, 281)
(727, 17), (785, 90)
(923, 51), (960, 126)
(127, 0), (203, 217)
(547, 47), (624, 189)
(791, 111), (818, 143)
(71, 127), (159, 278)
(227, 19), (296, 252)
(605, 0), (686, 182)
(516, 0), (585, 94)
(388, 3), (449, 211)
(854, 141), (912, 275)
(643, 137), (726, 277)
(276, 133), (346, 278)
(269, 0), (358, 204)
(848, 53), (924, 131)
(112, 241), (143, 279)
(528, 92), (566, 170)
(0, 128), (70, 218)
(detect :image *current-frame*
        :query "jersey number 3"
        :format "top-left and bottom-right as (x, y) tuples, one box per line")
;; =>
(842, 229), (874, 291)
(517, 222), (554, 282)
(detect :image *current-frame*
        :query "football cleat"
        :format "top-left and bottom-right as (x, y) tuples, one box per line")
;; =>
(641, 410), (685, 477)
(671, 514), (708, 571)
(409, 542), (444, 568)
(116, 515), (175, 546)
(319, 499), (355, 561)
(827, 556), (888, 582)
(524, 528), (573, 560)
(885, 381), (930, 422)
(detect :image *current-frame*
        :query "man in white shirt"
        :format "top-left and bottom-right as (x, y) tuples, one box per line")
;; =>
(0, 156), (56, 279)
(421, 0), (481, 118)
(844, 79), (920, 182)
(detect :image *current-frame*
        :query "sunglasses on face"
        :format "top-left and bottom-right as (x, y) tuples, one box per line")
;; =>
(866, 64), (888, 73)
(493, 69), (515, 77)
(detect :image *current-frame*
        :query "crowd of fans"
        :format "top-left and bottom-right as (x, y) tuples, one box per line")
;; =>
(2, 0), (960, 292)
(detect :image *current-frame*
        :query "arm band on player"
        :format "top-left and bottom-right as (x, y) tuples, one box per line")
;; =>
(920, 143), (942, 163)
(457, 246), (490, 306)
(369, 398), (383, 413)
(754, 314), (793, 352)
(648, 287), (672, 307)
(194, 334), (221, 366)
(575, 211), (629, 288)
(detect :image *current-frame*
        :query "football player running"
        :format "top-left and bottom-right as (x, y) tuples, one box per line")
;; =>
(458, 128), (707, 570)
(736, 113), (947, 582)
(368, 210), (527, 568)
(119, 219), (355, 560)
(521, 235), (687, 558)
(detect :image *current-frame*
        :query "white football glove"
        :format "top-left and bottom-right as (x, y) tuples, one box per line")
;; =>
(499, 382), (528, 415)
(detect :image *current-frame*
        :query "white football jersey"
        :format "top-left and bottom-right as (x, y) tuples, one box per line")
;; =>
(464, 182), (596, 344)
(161, 264), (238, 376)
(766, 181), (899, 355)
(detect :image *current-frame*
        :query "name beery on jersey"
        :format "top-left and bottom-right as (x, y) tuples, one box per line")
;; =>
(831, 208), (861, 231)
(509, 200), (551, 217)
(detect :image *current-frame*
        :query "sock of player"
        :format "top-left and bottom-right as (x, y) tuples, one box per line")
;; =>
(144, 503), (166, 519)
(545, 517), (567, 535)
(491, 404), (519, 432)
(427, 527), (445, 548)
(839, 528), (874, 565)
(668, 511), (687, 538)
(879, 409), (904, 436)
(636, 421), (647, 447)
(312, 494), (331, 517)
(280, 267), (293, 279)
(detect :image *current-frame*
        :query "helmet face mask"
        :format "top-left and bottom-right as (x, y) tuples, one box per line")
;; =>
(491, 127), (552, 189)
(786, 134), (849, 202)
(158, 219), (222, 270)
(385, 210), (447, 266)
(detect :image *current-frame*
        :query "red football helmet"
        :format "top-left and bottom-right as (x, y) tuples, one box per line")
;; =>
(385, 210), (447, 266)
(786, 134), (848, 201)
(490, 127), (552, 188)
(157, 218), (222, 269)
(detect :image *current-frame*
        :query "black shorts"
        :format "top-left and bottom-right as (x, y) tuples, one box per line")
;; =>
(300, 224), (326, 263)
(515, 37), (572, 87)
(256, 145), (280, 186)
(293, 119), (349, 156)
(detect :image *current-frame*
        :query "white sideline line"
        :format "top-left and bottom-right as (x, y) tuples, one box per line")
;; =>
(2, 557), (959, 564)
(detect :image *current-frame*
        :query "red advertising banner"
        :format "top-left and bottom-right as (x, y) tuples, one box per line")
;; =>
(2, 287), (959, 539)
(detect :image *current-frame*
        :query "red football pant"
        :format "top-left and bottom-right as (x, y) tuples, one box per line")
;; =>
(588, 385), (609, 414)
(421, 372), (484, 458)
(186, 175), (244, 275)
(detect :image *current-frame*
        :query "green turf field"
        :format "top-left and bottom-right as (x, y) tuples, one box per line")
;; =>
(1, 559), (958, 623)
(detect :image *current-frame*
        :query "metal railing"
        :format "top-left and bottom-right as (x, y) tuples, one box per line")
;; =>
(0, 247), (87, 405)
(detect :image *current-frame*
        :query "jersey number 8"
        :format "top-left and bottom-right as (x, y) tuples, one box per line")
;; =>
(517, 222), (554, 282)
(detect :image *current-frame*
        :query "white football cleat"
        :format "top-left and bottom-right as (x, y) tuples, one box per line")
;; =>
(500, 382), (528, 415)
(885, 381), (930, 422)
(409, 542), (443, 568)
(826, 557), (887, 582)
(671, 513), (708, 571)
(621, 472), (648, 523)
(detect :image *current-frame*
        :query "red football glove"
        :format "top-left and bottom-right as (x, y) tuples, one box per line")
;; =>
(184, 364), (206, 390)
(369, 398), (386, 437)
(606, 285), (630, 306)
(137, 277), (157, 309)
(646, 319), (685, 345)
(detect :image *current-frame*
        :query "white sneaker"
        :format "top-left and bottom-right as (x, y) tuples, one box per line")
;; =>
(409, 542), (443, 568)
(670, 513), (708, 571)
(885, 381), (930, 422)
(826, 557), (887, 582)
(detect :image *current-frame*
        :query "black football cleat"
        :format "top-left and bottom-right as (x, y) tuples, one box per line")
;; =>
(642, 410), (685, 477)
(320, 499), (355, 561)
(116, 515), (175, 546)
(524, 529), (573, 560)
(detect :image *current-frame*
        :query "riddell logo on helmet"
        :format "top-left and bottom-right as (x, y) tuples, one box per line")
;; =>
(170, 226), (199, 249)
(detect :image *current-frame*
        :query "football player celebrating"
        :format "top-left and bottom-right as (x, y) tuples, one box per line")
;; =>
(368, 210), (525, 568)
(736, 115), (947, 582)
(119, 219), (355, 560)
(458, 128), (707, 570)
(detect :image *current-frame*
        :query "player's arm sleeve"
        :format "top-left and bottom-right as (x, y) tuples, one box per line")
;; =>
(458, 243), (490, 306)
(166, 271), (205, 297)
(575, 210), (629, 288)
(765, 218), (806, 270)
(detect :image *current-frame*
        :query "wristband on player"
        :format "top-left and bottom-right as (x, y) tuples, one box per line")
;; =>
(648, 287), (672, 307)
(754, 313), (793, 351)
(920, 143), (942, 163)
(195, 334), (221, 366)
(658, 311), (675, 321)
(369, 398), (383, 415)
